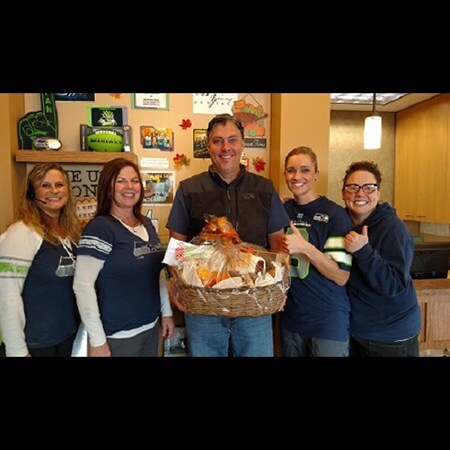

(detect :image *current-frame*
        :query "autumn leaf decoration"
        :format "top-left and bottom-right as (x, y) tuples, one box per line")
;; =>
(252, 156), (266, 172)
(173, 153), (191, 170)
(179, 118), (192, 130)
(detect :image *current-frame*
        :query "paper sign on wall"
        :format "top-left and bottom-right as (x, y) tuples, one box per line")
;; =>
(193, 93), (238, 115)
(140, 157), (170, 169)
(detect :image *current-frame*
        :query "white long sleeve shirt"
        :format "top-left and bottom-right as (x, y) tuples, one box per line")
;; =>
(0, 222), (42, 356)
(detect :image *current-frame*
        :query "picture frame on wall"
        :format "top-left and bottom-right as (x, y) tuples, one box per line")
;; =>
(140, 126), (174, 151)
(193, 128), (209, 158)
(88, 106), (128, 127)
(134, 94), (169, 110)
(55, 93), (95, 102)
(141, 171), (175, 205)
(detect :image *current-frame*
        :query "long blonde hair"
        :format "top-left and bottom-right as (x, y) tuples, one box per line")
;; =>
(17, 163), (81, 245)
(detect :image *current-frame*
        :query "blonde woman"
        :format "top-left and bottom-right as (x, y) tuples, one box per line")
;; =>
(0, 163), (81, 357)
(281, 147), (352, 357)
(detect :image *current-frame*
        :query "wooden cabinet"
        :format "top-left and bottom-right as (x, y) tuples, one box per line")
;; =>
(395, 105), (419, 220)
(414, 279), (450, 349)
(395, 94), (449, 223)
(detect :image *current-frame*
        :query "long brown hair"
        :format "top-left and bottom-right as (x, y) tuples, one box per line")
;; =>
(17, 163), (81, 245)
(95, 158), (145, 223)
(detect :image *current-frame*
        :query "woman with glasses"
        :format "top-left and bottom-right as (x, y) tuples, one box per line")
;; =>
(342, 161), (421, 357)
(280, 147), (353, 357)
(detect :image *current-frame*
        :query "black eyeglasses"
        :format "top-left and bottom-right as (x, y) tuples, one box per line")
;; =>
(344, 183), (378, 194)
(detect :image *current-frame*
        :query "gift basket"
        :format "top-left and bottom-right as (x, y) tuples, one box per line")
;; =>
(163, 215), (290, 317)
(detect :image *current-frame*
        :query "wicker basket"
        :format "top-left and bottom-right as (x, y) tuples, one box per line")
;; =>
(174, 252), (290, 317)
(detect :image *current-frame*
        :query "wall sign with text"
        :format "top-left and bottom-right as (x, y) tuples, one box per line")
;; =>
(193, 93), (238, 115)
(134, 94), (169, 110)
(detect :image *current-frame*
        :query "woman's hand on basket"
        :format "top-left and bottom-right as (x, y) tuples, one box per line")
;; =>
(168, 277), (186, 312)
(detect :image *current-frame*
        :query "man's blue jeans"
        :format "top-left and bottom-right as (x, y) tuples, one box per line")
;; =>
(185, 313), (273, 357)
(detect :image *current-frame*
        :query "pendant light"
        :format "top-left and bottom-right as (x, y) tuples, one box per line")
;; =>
(364, 93), (382, 150)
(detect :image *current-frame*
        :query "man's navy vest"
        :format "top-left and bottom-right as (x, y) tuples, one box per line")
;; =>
(179, 166), (273, 247)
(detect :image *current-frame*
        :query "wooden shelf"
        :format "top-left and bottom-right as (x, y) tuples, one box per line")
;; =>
(16, 150), (137, 164)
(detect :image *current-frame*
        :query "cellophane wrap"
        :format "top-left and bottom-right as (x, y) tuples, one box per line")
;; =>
(163, 215), (290, 317)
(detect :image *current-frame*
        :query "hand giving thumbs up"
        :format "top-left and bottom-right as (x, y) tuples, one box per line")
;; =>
(283, 220), (311, 255)
(344, 225), (369, 254)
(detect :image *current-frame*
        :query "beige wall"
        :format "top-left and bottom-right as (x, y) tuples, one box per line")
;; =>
(3, 93), (447, 246)
(0, 94), (403, 238)
(327, 110), (396, 207)
(24, 94), (271, 176)
(270, 94), (331, 198)
(23, 93), (271, 242)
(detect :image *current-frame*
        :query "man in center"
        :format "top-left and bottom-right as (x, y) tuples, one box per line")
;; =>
(166, 114), (290, 356)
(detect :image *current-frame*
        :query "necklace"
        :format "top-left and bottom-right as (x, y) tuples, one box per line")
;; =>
(112, 214), (141, 231)
(58, 237), (77, 263)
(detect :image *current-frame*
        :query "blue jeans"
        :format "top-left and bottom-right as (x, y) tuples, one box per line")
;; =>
(282, 328), (349, 357)
(185, 313), (273, 357)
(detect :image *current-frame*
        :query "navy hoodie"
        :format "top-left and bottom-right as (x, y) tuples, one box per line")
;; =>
(347, 202), (421, 342)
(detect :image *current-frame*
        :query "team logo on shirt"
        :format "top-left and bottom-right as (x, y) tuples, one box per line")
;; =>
(242, 193), (256, 200)
(55, 239), (77, 277)
(313, 213), (329, 223)
(55, 256), (76, 277)
(293, 213), (311, 228)
(133, 241), (163, 258)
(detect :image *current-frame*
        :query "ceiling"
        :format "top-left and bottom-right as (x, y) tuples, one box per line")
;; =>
(330, 93), (440, 112)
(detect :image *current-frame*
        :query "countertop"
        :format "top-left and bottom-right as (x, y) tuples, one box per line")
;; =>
(413, 278), (450, 293)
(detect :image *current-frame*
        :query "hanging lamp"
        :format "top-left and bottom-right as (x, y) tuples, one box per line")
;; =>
(364, 93), (382, 150)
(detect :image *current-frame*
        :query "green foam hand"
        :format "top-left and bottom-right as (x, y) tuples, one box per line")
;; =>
(18, 93), (58, 149)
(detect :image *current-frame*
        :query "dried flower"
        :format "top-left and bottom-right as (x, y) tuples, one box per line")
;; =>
(173, 153), (191, 169)
(252, 156), (266, 172)
(179, 119), (192, 130)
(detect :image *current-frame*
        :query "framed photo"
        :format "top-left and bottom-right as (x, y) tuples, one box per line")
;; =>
(141, 171), (175, 205)
(88, 106), (128, 127)
(193, 128), (209, 158)
(134, 93), (169, 110)
(55, 93), (95, 102)
(140, 126), (174, 151)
